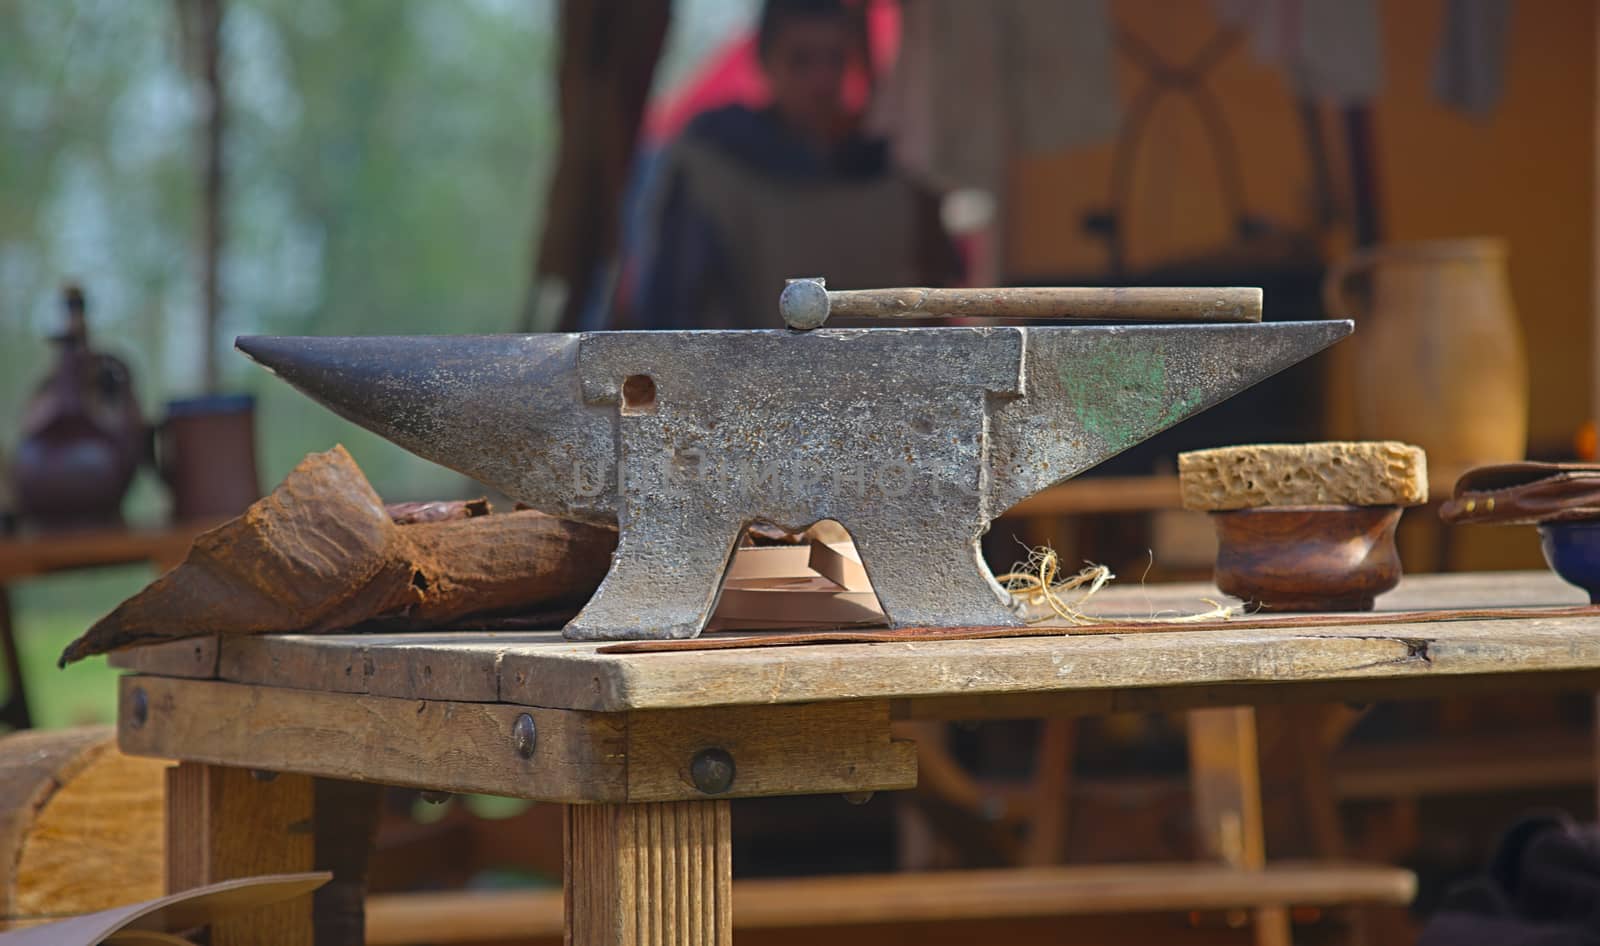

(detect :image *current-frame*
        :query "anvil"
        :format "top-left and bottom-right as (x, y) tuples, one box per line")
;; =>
(238, 289), (1349, 640)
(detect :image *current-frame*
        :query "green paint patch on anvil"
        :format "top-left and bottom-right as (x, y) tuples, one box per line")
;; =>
(1061, 339), (1204, 450)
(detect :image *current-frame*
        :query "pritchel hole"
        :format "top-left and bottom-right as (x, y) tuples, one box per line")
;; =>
(621, 374), (657, 414)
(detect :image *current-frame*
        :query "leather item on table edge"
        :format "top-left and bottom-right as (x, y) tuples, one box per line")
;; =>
(1439, 462), (1600, 525)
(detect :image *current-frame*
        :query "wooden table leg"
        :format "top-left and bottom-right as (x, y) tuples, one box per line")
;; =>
(564, 800), (732, 946)
(1593, 693), (1600, 820)
(1020, 717), (1075, 866)
(1188, 707), (1292, 946)
(167, 762), (316, 946)
(313, 778), (383, 946)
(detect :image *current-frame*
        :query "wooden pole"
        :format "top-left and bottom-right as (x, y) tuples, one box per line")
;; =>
(201, 0), (223, 392)
(175, 0), (226, 392)
(524, 0), (671, 333)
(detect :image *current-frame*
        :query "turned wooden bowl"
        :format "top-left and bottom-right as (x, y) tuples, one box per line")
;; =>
(1211, 505), (1403, 612)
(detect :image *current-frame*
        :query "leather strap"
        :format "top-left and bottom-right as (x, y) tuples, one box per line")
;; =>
(1440, 462), (1600, 525)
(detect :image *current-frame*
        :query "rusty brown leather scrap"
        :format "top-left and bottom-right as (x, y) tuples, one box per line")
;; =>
(597, 604), (1600, 653)
(1439, 462), (1600, 526)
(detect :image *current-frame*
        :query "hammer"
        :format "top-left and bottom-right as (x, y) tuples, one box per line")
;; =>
(779, 279), (1262, 331)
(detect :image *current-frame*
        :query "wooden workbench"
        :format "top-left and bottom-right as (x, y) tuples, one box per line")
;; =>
(114, 571), (1595, 945)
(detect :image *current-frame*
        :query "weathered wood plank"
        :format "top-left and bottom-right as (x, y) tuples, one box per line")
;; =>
(504, 613), (1600, 712)
(358, 636), (508, 702)
(564, 800), (731, 946)
(122, 676), (627, 802)
(624, 702), (916, 800)
(219, 635), (372, 694)
(109, 636), (220, 679)
(217, 631), (574, 702)
(210, 610), (1600, 714)
(167, 763), (316, 946)
(131, 572), (1600, 714)
(117, 677), (912, 802)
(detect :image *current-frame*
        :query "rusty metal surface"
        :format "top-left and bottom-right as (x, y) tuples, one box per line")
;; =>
(238, 319), (1350, 640)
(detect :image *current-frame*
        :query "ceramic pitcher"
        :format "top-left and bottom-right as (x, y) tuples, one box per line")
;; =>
(10, 286), (144, 528)
(1323, 238), (1528, 476)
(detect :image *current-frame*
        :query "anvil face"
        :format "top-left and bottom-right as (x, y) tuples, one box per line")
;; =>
(238, 321), (1351, 639)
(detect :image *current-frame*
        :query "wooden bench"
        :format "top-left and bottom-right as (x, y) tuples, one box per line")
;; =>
(365, 863), (1414, 944)
(1332, 731), (1594, 800)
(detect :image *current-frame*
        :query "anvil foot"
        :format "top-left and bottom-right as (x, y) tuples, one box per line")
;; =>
(849, 524), (1026, 629)
(562, 520), (745, 641)
(564, 621), (705, 642)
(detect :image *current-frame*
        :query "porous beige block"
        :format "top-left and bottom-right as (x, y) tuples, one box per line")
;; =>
(1178, 442), (1428, 511)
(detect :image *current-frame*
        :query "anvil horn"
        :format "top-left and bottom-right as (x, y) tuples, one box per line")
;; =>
(986, 319), (1354, 512)
(236, 334), (618, 524)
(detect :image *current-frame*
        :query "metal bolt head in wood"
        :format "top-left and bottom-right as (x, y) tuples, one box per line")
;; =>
(512, 713), (537, 759)
(129, 687), (148, 728)
(690, 748), (736, 795)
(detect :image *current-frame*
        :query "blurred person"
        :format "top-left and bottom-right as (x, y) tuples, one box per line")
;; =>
(628, 0), (957, 329)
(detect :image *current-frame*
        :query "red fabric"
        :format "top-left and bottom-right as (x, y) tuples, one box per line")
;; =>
(643, 0), (901, 145)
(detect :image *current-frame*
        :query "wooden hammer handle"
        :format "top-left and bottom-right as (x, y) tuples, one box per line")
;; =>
(825, 287), (1262, 323)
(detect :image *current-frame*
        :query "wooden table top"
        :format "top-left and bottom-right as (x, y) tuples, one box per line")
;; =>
(116, 571), (1600, 716)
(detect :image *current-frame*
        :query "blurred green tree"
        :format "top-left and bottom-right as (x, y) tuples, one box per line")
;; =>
(1, 0), (754, 507)
(1, 0), (558, 504)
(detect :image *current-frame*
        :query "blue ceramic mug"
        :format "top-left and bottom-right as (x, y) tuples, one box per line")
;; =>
(1538, 519), (1600, 604)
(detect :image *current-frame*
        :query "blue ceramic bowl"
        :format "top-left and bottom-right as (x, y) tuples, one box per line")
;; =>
(1538, 520), (1600, 604)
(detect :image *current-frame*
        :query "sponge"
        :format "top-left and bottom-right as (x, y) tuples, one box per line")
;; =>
(1179, 442), (1428, 511)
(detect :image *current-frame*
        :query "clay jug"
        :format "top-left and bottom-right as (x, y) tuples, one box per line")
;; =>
(1324, 238), (1528, 477)
(9, 286), (145, 528)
